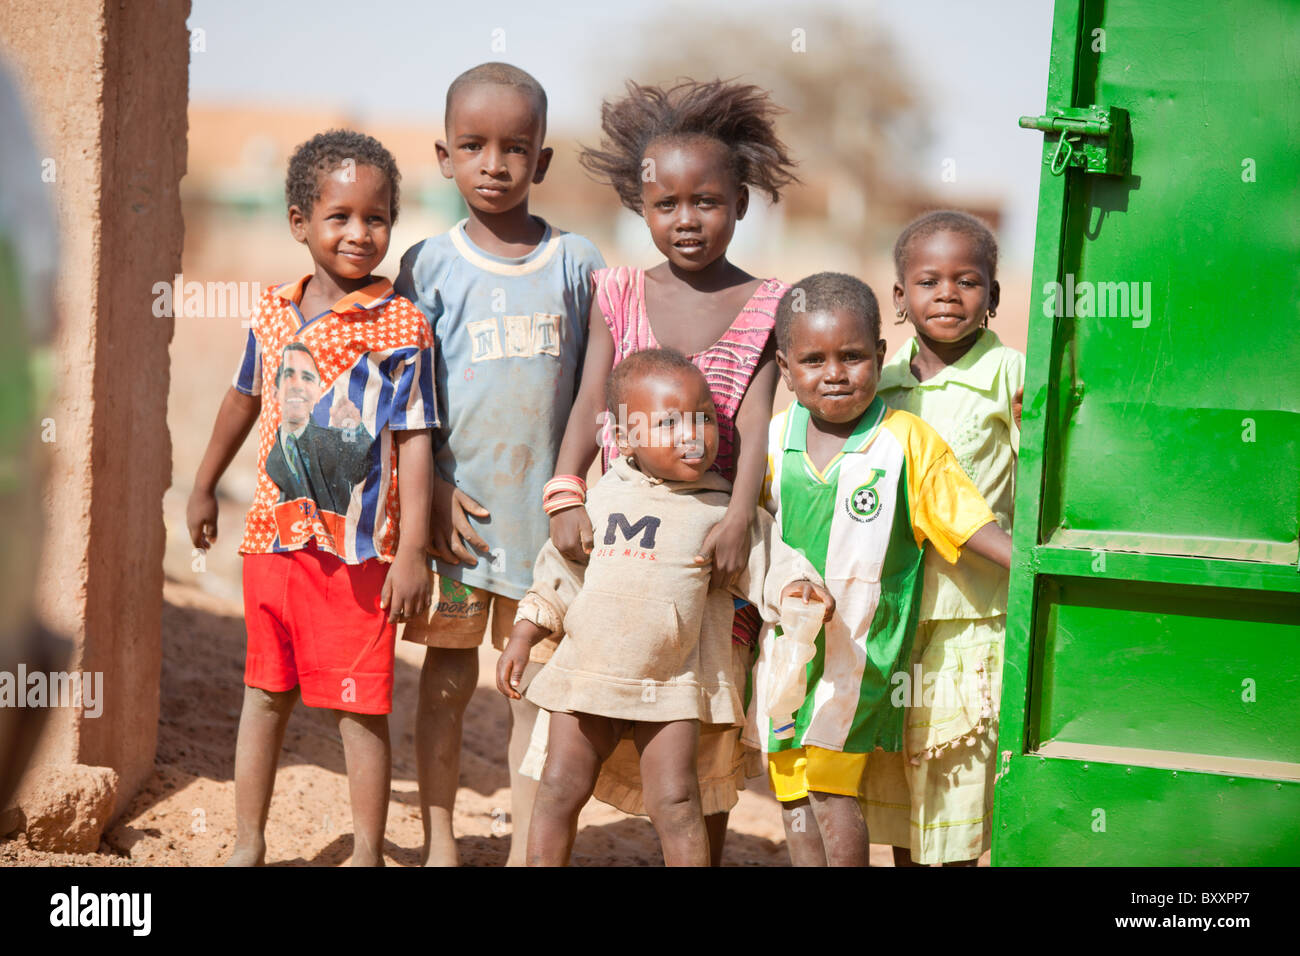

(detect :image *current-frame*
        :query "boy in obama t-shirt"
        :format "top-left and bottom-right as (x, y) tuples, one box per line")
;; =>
(188, 130), (436, 866)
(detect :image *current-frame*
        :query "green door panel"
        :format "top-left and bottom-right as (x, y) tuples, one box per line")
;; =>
(994, 758), (1300, 866)
(995, 0), (1300, 865)
(1034, 577), (1300, 764)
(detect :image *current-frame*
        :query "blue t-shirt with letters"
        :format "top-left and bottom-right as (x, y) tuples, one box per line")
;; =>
(395, 218), (604, 599)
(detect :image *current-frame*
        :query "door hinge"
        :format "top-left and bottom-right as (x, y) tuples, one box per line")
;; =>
(1019, 105), (1132, 176)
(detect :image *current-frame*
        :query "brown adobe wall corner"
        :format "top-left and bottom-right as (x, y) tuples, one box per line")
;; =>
(0, 0), (190, 848)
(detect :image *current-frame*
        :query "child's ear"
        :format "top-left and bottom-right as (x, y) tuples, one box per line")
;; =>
(614, 425), (633, 459)
(876, 339), (887, 374)
(288, 205), (309, 243)
(775, 348), (793, 390)
(892, 281), (906, 319)
(735, 184), (749, 220)
(434, 140), (454, 180)
(532, 146), (554, 185)
(988, 279), (1001, 316)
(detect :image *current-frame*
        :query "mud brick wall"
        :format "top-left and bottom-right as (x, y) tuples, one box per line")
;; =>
(0, 0), (189, 823)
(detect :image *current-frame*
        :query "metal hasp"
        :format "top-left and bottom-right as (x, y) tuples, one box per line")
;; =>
(1019, 105), (1131, 176)
(992, 0), (1300, 866)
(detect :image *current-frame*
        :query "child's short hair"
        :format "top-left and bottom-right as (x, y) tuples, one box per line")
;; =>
(445, 62), (548, 136)
(605, 348), (704, 413)
(776, 273), (881, 354)
(285, 129), (401, 223)
(580, 78), (798, 213)
(893, 209), (998, 280)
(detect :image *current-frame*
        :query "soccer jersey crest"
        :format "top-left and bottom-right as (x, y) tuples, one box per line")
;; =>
(847, 468), (887, 523)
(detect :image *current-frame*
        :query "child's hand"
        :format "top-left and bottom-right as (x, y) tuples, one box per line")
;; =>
(695, 511), (750, 589)
(380, 550), (432, 623)
(496, 630), (537, 700)
(187, 487), (219, 550)
(429, 473), (490, 566)
(550, 506), (593, 565)
(1012, 387), (1023, 430)
(780, 579), (836, 623)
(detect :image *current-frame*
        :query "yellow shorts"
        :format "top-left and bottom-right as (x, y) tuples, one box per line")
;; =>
(768, 746), (869, 802)
(401, 572), (556, 664)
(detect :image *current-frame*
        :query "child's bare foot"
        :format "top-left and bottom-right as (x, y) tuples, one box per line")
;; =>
(224, 839), (266, 867)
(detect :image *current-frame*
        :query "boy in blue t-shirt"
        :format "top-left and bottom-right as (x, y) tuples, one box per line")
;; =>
(394, 62), (604, 867)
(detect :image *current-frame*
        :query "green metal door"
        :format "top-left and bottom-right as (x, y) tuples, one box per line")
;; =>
(994, 0), (1300, 865)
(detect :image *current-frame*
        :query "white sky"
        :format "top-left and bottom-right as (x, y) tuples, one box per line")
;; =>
(188, 0), (1055, 264)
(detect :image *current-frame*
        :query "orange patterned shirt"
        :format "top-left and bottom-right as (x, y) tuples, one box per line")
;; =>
(232, 276), (437, 563)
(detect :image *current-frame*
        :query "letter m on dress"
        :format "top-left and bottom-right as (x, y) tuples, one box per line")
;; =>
(604, 513), (660, 549)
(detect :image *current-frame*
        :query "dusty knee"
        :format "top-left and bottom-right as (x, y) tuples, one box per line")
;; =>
(534, 770), (591, 818)
(419, 648), (478, 710)
(537, 743), (600, 805)
(336, 710), (388, 740)
(807, 791), (867, 834)
(808, 790), (860, 813)
(643, 778), (699, 820)
(781, 796), (813, 828)
(244, 685), (298, 715)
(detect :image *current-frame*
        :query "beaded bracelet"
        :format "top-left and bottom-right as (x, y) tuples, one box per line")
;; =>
(542, 474), (587, 516)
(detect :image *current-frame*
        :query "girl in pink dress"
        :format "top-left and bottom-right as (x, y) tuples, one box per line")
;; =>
(542, 78), (799, 865)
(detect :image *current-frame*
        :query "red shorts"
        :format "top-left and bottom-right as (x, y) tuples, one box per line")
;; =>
(242, 544), (396, 714)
